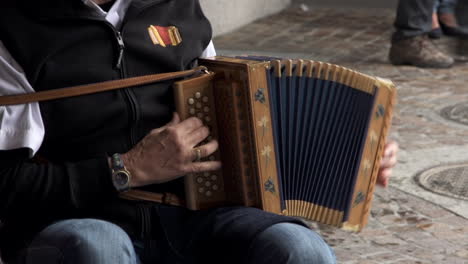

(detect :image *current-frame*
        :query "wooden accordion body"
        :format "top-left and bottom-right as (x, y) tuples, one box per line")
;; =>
(173, 57), (396, 231)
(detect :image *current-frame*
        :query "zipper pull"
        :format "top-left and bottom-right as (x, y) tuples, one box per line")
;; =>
(116, 31), (125, 69)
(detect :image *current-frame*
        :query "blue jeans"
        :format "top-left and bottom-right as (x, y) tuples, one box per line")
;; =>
(434, 0), (458, 13)
(15, 219), (139, 264)
(247, 223), (336, 264)
(16, 219), (335, 264)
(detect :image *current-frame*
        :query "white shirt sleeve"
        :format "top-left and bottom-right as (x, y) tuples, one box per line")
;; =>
(0, 40), (44, 157)
(200, 40), (216, 58)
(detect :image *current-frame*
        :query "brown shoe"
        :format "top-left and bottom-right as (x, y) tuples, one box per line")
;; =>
(389, 35), (454, 68)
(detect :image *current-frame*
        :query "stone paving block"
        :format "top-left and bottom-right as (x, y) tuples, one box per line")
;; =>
(438, 215), (468, 228)
(435, 257), (468, 264)
(363, 252), (406, 262)
(414, 238), (460, 255)
(387, 225), (426, 234)
(334, 247), (374, 261)
(431, 230), (468, 241)
(394, 230), (437, 244)
(421, 222), (455, 232)
(408, 203), (455, 219)
(455, 249), (468, 259)
(409, 248), (448, 262)
(388, 260), (432, 264)
(375, 214), (405, 225)
(358, 228), (392, 238)
(352, 260), (380, 264)
(364, 217), (386, 229)
(371, 235), (408, 247)
(390, 244), (430, 256)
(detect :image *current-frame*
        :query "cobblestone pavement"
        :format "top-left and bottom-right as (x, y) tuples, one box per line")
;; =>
(214, 6), (468, 264)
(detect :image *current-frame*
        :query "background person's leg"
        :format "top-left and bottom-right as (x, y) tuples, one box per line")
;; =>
(390, 0), (454, 68)
(393, 0), (435, 41)
(247, 223), (336, 264)
(438, 0), (457, 14)
(17, 219), (138, 264)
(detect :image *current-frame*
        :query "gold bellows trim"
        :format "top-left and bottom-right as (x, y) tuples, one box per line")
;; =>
(283, 200), (344, 227)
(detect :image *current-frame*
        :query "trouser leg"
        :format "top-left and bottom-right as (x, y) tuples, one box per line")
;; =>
(16, 219), (138, 264)
(247, 223), (336, 264)
(393, 0), (435, 41)
(438, 0), (458, 14)
(434, 0), (440, 12)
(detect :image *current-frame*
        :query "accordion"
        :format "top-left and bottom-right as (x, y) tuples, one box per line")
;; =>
(0, 56), (394, 232)
(168, 56), (396, 231)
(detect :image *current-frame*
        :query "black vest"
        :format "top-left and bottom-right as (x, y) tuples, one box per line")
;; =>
(0, 0), (212, 160)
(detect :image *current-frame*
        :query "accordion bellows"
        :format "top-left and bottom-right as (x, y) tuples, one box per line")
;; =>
(173, 57), (396, 231)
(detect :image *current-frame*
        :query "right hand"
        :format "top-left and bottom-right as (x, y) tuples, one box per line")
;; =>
(121, 113), (221, 187)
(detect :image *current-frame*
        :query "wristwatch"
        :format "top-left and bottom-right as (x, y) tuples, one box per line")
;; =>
(110, 153), (131, 192)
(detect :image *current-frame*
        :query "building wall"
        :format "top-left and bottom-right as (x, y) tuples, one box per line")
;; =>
(199, 0), (291, 36)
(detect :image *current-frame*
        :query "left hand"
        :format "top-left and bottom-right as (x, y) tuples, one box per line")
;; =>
(377, 140), (398, 187)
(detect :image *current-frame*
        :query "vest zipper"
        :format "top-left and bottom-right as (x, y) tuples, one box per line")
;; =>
(114, 30), (139, 147)
(116, 31), (125, 70)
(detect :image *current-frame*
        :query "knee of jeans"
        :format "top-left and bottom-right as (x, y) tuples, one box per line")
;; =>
(30, 219), (136, 263)
(254, 223), (336, 264)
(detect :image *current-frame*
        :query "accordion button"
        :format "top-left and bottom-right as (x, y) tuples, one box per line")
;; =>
(198, 187), (205, 193)
(212, 185), (219, 191)
(189, 108), (196, 115)
(211, 175), (217, 181)
(197, 113), (204, 119)
(204, 172), (210, 177)
(203, 107), (210, 113)
(205, 116), (211, 122)
(195, 92), (202, 99)
(205, 181), (212, 187)
(202, 96), (209, 103)
(197, 177), (204, 184)
(205, 191), (212, 197)
(196, 103), (202, 109)
(188, 98), (195, 105)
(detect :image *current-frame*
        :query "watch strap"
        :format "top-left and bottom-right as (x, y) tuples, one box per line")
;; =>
(111, 153), (126, 170)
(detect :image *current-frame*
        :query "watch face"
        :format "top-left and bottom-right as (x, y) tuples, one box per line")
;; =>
(114, 171), (130, 187)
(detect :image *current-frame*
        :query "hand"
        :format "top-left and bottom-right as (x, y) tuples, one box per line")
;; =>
(121, 113), (221, 187)
(377, 140), (398, 187)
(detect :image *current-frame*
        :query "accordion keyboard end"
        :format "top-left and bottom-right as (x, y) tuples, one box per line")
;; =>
(341, 222), (362, 232)
(173, 73), (226, 210)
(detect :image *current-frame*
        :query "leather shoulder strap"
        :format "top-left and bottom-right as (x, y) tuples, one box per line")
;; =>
(0, 66), (208, 106)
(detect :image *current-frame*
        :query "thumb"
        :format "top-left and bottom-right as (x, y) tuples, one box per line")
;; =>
(152, 113), (181, 134)
(168, 112), (180, 126)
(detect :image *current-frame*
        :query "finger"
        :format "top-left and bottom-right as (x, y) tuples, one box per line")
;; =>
(384, 141), (399, 157)
(377, 176), (389, 188)
(183, 161), (222, 174)
(189, 140), (219, 162)
(176, 117), (204, 135)
(380, 155), (397, 169)
(151, 113), (181, 134)
(377, 168), (392, 187)
(169, 112), (181, 126)
(187, 126), (210, 147)
(197, 140), (219, 159)
(388, 155), (397, 167)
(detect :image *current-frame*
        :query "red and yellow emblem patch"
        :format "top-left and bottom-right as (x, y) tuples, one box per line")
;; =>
(147, 25), (182, 47)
